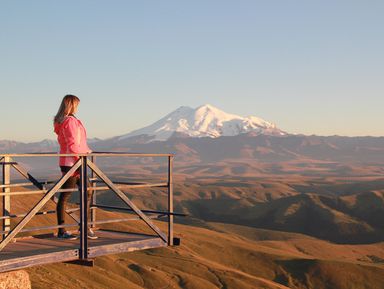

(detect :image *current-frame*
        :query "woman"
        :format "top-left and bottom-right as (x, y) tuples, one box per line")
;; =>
(53, 94), (97, 239)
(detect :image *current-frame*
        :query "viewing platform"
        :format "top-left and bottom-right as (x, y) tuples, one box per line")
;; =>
(0, 153), (181, 273)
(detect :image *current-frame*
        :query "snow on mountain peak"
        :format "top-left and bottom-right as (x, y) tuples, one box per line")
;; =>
(119, 104), (285, 141)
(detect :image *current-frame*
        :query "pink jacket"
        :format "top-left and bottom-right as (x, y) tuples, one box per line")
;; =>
(54, 115), (91, 167)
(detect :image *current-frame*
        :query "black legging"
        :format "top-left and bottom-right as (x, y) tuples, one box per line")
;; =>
(57, 166), (93, 234)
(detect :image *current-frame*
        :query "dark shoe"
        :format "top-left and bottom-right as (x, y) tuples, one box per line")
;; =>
(88, 228), (98, 240)
(58, 231), (78, 240)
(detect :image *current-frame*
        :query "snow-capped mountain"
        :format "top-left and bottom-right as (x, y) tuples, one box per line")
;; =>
(119, 104), (286, 142)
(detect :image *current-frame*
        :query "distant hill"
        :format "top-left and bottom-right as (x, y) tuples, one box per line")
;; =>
(92, 133), (384, 164)
(5, 134), (384, 165)
(25, 218), (384, 289)
(184, 191), (384, 244)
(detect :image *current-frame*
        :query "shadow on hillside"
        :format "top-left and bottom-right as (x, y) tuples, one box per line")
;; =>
(181, 196), (384, 245)
(274, 259), (384, 289)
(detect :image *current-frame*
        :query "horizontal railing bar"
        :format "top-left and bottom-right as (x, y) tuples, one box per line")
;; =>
(0, 182), (168, 196)
(0, 207), (79, 220)
(0, 152), (173, 157)
(0, 210), (55, 220)
(6, 202), (183, 218)
(94, 180), (147, 185)
(89, 214), (164, 225)
(93, 183), (168, 190)
(0, 215), (166, 235)
(0, 162), (18, 165)
(0, 182), (35, 188)
(95, 204), (187, 217)
(94, 180), (167, 186)
(91, 151), (173, 157)
(0, 181), (53, 189)
(0, 188), (78, 196)
(0, 214), (166, 234)
(0, 223), (77, 235)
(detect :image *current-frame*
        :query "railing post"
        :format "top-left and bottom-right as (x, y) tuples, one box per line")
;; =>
(2, 156), (11, 240)
(79, 156), (88, 259)
(168, 155), (174, 246)
(90, 155), (96, 228)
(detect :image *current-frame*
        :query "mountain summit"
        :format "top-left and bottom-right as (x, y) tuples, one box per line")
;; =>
(119, 104), (286, 142)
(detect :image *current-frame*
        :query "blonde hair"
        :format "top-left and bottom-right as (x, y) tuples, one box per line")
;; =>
(54, 95), (80, 124)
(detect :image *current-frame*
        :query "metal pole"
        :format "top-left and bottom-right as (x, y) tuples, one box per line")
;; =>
(90, 155), (96, 228)
(168, 156), (174, 246)
(2, 156), (11, 240)
(79, 157), (88, 259)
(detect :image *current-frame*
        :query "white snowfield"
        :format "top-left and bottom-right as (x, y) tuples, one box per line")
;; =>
(119, 104), (286, 142)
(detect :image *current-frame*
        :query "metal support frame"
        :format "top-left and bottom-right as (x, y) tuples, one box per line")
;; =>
(1, 157), (10, 240)
(0, 152), (179, 271)
(2, 159), (80, 223)
(94, 204), (186, 217)
(0, 159), (82, 251)
(87, 160), (167, 242)
(168, 156), (174, 245)
(90, 155), (96, 228)
(79, 157), (88, 259)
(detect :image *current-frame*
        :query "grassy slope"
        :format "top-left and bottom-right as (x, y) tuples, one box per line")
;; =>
(5, 186), (384, 288)
(5, 167), (384, 288)
(24, 219), (384, 289)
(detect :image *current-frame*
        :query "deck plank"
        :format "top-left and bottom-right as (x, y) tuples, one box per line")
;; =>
(0, 230), (166, 272)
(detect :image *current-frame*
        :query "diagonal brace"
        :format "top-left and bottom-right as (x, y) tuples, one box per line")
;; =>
(11, 161), (80, 223)
(87, 159), (167, 242)
(11, 162), (44, 190)
(0, 160), (82, 252)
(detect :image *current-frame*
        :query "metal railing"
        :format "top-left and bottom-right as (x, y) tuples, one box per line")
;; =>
(0, 152), (177, 261)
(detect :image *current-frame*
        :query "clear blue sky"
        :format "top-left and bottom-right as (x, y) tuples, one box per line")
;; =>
(1, 1), (383, 142)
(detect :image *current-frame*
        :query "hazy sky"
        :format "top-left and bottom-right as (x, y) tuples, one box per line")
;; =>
(1, 1), (383, 142)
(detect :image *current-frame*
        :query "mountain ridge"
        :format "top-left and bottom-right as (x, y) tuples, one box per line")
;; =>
(3, 134), (384, 164)
(117, 104), (286, 142)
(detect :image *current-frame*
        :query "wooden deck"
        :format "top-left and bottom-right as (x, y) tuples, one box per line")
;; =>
(0, 230), (166, 272)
